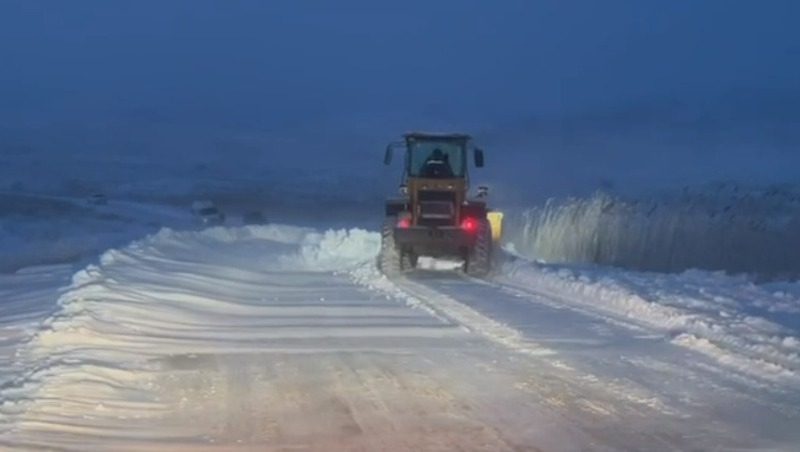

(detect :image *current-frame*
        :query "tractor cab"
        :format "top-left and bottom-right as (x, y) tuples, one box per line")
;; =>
(385, 132), (483, 183)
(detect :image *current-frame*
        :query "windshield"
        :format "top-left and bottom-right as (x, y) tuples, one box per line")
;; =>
(407, 140), (465, 178)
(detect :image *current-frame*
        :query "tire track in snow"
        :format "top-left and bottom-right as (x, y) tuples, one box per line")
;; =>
(356, 265), (800, 448)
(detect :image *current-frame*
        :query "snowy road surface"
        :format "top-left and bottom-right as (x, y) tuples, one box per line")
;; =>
(1, 225), (798, 451)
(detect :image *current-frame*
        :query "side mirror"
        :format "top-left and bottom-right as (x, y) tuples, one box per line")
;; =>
(384, 144), (393, 165)
(474, 148), (485, 168)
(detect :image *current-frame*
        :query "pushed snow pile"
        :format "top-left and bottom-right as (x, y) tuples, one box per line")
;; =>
(505, 184), (800, 278)
(497, 258), (800, 385)
(285, 228), (381, 271)
(122, 224), (380, 272)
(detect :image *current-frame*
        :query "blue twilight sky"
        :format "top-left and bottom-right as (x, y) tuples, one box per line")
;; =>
(0, 0), (799, 196)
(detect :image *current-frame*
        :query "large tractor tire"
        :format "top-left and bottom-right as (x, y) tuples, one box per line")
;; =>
(465, 218), (492, 277)
(378, 217), (414, 276)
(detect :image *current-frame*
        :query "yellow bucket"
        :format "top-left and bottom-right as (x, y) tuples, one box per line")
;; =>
(487, 211), (504, 242)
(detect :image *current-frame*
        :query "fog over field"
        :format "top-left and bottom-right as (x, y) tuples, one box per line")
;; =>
(1, 1), (798, 199)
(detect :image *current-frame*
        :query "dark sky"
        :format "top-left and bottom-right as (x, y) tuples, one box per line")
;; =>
(2, 0), (798, 124)
(1, 1), (799, 197)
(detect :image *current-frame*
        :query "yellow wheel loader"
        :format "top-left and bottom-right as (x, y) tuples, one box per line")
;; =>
(379, 132), (502, 276)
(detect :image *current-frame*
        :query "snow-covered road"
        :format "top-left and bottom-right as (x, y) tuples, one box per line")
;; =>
(1, 225), (798, 451)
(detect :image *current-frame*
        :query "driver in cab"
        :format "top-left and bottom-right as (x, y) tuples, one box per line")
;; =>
(420, 149), (454, 178)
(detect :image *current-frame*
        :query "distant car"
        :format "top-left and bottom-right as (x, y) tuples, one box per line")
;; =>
(191, 200), (225, 226)
(243, 210), (267, 225)
(87, 193), (108, 205)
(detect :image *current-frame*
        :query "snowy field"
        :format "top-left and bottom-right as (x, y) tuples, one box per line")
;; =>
(0, 192), (192, 273)
(0, 213), (799, 450)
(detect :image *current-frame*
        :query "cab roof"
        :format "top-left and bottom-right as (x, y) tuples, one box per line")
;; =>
(403, 132), (471, 141)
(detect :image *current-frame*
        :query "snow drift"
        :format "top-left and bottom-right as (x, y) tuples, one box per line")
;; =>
(0, 265), (72, 389)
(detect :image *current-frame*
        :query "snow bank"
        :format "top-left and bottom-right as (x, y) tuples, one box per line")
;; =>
(131, 224), (379, 272)
(0, 265), (72, 389)
(497, 257), (800, 385)
(0, 224), (381, 361)
(504, 184), (800, 278)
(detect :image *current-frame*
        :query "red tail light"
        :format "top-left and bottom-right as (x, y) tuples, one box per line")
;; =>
(397, 217), (411, 228)
(461, 217), (478, 232)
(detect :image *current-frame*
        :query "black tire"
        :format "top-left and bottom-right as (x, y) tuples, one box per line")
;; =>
(378, 217), (414, 275)
(465, 218), (492, 277)
(401, 251), (415, 270)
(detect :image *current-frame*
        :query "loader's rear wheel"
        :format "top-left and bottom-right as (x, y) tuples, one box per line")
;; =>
(465, 218), (492, 277)
(378, 217), (414, 275)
